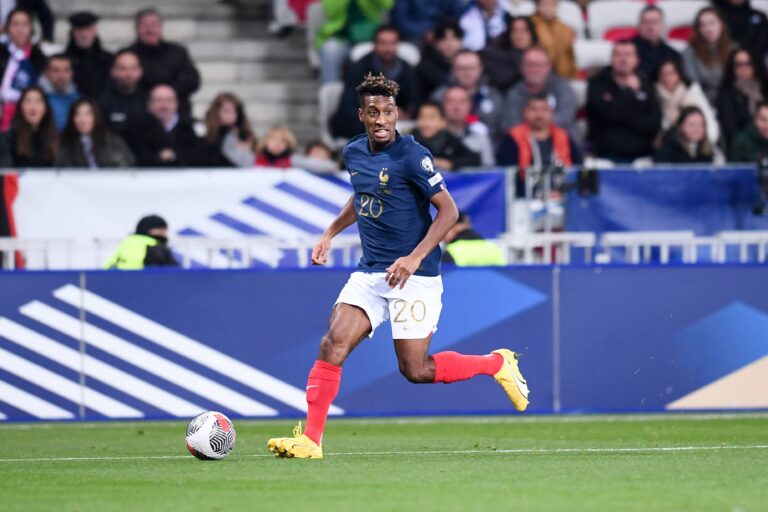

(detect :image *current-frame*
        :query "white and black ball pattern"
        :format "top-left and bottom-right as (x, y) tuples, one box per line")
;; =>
(185, 411), (236, 460)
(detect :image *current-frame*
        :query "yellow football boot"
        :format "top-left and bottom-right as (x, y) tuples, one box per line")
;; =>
(267, 422), (324, 459)
(492, 349), (530, 412)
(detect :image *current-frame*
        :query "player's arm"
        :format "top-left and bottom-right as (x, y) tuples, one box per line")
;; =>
(312, 194), (357, 265)
(385, 189), (458, 288)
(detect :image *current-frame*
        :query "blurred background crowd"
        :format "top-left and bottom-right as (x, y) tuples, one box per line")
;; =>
(1, 0), (767, 174)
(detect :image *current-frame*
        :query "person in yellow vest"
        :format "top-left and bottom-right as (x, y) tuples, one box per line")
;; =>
(105, 214), (178, 269)
(442, 211), (506, 266)
(496, 94), (582, 195)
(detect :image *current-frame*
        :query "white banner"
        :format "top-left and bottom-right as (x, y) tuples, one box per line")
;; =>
(14, 169), (355, 269)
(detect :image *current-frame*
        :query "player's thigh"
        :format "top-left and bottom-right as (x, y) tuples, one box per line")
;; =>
(386, 275), (443, 341)
(318, 303), (372, 363)
(393, 335), (434, 383)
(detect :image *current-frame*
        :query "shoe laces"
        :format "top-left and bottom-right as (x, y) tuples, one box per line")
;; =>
(293, 421), (303, 438)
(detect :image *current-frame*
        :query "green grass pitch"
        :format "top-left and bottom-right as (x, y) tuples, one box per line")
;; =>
(1, 414), (766, 512)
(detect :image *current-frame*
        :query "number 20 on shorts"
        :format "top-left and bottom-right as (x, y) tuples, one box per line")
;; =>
(393, 299), (426, 323)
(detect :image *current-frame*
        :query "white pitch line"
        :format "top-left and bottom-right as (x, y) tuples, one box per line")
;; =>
(1, 445), (767, 463)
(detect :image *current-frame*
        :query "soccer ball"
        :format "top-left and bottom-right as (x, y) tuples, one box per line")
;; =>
(185, 411), (237, 460)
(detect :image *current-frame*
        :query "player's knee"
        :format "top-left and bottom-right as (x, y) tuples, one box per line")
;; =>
(319, 332), (351, 365)
(399, 360), (433, 384)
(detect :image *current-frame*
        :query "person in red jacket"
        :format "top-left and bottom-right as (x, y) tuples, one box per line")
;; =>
(255, 126), (297, 168)
(497, 94), (581, 170)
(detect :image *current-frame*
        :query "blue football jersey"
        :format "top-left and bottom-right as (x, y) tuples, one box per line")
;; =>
(342, 132), (446, 277)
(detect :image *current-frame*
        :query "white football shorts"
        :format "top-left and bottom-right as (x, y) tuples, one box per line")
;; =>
(335, 271), (443, 339)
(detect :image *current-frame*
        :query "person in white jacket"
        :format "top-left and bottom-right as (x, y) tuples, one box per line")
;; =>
(653, 57), (720, 145)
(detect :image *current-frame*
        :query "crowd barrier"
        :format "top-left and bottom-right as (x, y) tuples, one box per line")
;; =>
(0, 264), (766, 422)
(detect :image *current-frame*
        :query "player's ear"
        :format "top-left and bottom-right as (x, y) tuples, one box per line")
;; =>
(358, 107), (363, 123)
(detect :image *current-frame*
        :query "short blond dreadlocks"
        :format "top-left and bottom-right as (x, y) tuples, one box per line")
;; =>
(356, 72), (399, 106)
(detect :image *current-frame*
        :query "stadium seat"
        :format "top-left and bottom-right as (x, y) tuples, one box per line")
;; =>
(570, 79), (588, 109)
(504, 0), (585, 38)
(349, 41), (421, 67)
(317, 81), (347, 150)
(753, 0), (768, 16)
(587, 1), (645, 40)
(574, 39), (613, 75)
(658, 1), (708, 41)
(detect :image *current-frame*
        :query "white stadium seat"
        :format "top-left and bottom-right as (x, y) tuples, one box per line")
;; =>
(753, 0), (768, 16)
(349, 41), (421, 67)
(570, 79), (588, 109)
(574, 39), (613, 71)
(658, 1), (709, 41)
(587, 0), (645, 40)
(317, 81), (346, 150)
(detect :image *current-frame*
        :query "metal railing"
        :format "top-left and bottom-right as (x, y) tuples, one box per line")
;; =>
(3, 230), (768, 270)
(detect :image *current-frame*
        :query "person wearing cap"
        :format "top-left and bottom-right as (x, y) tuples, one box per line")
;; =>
(105, 214), (178, 269)
(65, 11), (113, 99)
(442, 211), (506, 267)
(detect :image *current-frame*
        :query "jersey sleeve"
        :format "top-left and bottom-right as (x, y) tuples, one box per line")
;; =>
(405, 145), (446, 198)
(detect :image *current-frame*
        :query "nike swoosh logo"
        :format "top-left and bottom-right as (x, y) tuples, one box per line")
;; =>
(512, 371), (530, 398)
(306, 385), (319, 390)
(350, 171), (359, 176)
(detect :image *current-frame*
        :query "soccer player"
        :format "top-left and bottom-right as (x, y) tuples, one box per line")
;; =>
(267, 73), (529, 459)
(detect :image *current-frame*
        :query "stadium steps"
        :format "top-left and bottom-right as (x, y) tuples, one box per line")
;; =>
(48, 0), (320, 146)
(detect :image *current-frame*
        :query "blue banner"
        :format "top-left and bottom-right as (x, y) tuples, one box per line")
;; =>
(0, 265), (766, 421)
(566, 167), (768, 235)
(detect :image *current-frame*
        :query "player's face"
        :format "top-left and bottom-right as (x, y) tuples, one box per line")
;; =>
(359, 95), (398, 149)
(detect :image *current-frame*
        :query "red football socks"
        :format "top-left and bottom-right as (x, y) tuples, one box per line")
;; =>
(303, 359), (342, 445)
(432, 351), (503, 384)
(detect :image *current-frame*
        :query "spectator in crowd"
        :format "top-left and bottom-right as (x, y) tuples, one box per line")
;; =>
(412, 101), (481, 170)
(99, 50), (147, 141)
(442, 211), (505, 266)
(268, 0), (301, 37)
(2, 86), (57, 167)
(0, 0), (54, 42)
(56, 99), (135, 168)
(631, 5), (680, 78)
(502, 46), (578, 138)
(530, 0), (578, 79)
(586, 40), (662, 162)
(729, 101), (768, 162)
(713, 0), (768, 58)
(38, 54), (80, 131)
(0, 8), (46, 131)
(125, 7), (201, 116)
(716, 49), (768, 149)
(65, 11), (114, 99)
(105, 214), (178, 270)
(682, 8), (733, 106)
(391, 0), (463, 44)
(129, 84), (201, 167)
(200, 92), (257, 167)
(293, 139), (342, 172)
(460, 0), (508, 52)
(481, 16), (538, 93)
(305, 140), (335, 161)
(255, 126), (298, 168)
(432, 49), (504, 139)
(442, 85), (495, 166)
(330, 26), (419, 139)
(416, 20), (463, 101)
(315, 0), (394, 84)
(654, 106), (717, 164)
(653, 58), (719, 145)
(497, 94), (582, 172)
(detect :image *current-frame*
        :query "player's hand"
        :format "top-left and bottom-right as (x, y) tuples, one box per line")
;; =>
(385, 255), (421, 289)
(312, 236), (332, 265)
